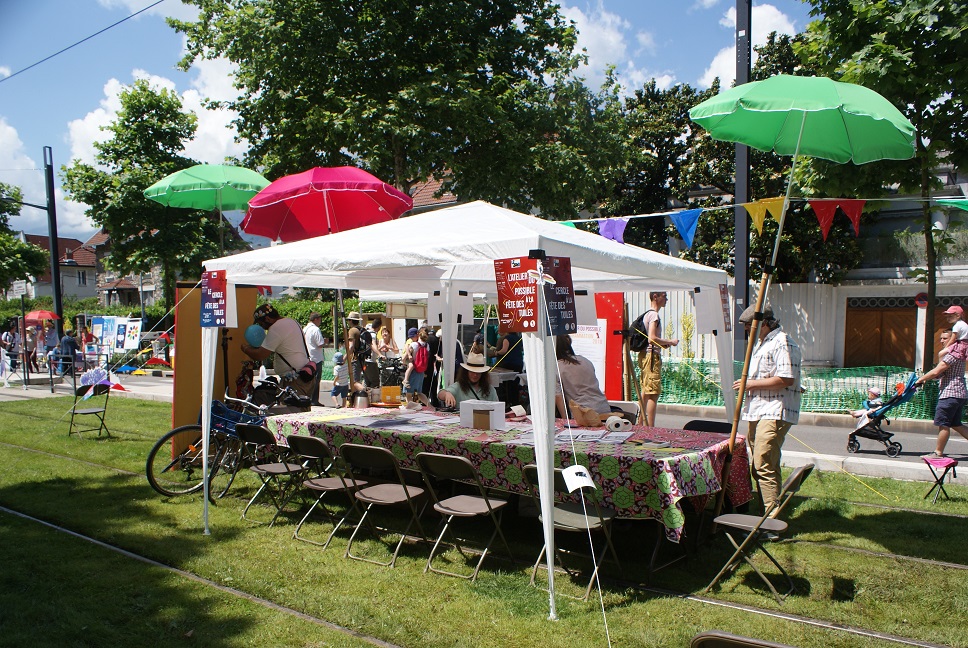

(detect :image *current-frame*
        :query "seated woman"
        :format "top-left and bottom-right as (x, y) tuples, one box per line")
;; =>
(437, 351), (498, 408)
(553, 334), (634, 424)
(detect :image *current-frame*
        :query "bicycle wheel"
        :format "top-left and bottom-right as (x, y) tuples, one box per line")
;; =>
(208, 433), (243, 499)
(146, 425), (212, 496)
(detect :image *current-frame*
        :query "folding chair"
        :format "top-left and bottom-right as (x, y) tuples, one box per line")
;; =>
(923, 456), (959, 504)
(287, 434), (366, 548)
(339, 443), (428, 568)
(691, 630), (797, 648)
(704, 463), (814, 604)
(523, 464), (621, 602)
(235, 424), (305, 526)
(683, 419), (734, 434)
(415, 452), (513, 580)
(68, 383), (112, 437)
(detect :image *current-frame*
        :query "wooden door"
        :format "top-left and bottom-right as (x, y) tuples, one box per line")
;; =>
(844, 307), (916, 367)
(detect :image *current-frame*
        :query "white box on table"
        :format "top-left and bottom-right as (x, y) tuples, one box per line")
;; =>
(459, 400), (506, 431)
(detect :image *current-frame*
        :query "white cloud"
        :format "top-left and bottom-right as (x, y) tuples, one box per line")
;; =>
(695, 0), (720, 9)
(0, 66), (10, 79)
(698, 3), (798, 88)
(97, 0), (198, 22)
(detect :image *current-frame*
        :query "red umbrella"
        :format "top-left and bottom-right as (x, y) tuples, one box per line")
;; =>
(25, 310), (59, 320)
(145, 357), (171, 366)
(241, 166), (412, 242)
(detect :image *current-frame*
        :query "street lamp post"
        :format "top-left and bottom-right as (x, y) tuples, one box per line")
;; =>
(0, 146), (64, 337)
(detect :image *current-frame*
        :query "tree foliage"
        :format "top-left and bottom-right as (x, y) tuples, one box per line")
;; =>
(0, 182), (56, 288)
(172, 0), (626, 218)
(62, 79), (224, 309)
(798, 0), (968, 367)
(676, 32), (864, 283)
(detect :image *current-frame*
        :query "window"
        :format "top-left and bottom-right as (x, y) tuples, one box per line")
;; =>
(77, 271), (87, 286)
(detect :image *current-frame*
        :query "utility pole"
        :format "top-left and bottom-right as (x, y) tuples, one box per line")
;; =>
(734, 0), (752, 360)
(44, 147), (64, 337)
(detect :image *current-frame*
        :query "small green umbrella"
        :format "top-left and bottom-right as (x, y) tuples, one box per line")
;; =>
(144, 164), (269, 211)
(689, 75), (916, 458)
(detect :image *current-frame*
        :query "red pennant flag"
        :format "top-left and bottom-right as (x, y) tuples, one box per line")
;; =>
(809, 200), (839, 241)
(838, 199), (866, 236)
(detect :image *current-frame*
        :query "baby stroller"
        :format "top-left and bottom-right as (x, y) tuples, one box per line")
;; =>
(846, 373), (918, 457)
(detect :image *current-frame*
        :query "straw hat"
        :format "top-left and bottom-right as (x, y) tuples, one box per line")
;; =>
(460, 352), (489, 373)
(347, 311), (361, 321)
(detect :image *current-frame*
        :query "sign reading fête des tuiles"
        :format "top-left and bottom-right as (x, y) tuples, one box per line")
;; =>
(494, 256), (577, 336)
(200, 270), (227, 328)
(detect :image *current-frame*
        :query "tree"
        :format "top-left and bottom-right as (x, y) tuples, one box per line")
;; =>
(799, 0), (968, 368)
(62, 79), (224, 309)
(676, 33), (864, 283)
(0, 183), (55, 289)
(172, 0), (626, 219)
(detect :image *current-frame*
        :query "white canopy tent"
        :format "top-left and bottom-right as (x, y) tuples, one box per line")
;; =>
(203, 200), (735, 617)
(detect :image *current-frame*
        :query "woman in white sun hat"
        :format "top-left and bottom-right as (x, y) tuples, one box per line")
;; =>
(437, 351), (498, 409)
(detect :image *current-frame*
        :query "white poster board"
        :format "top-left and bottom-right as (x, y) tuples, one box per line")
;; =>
(124, 319), (142, 350)
(569, 321), (606, 392)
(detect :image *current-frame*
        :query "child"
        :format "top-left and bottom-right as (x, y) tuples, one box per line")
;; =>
(331, 352), (349, 408)
(942, 306), (968, 360)
(850, 386), (883, 418)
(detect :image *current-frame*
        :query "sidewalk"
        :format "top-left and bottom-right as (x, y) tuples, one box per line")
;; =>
(2, 375), (955, 484)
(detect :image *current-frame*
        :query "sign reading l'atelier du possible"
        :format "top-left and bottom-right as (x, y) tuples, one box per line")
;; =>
(494, 256), (577, 336)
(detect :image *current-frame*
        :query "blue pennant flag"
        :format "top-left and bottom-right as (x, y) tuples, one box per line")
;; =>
(670, 209), (702, 249)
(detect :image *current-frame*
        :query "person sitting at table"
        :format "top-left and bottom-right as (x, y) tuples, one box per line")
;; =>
(437, 351), (498, 409)
(552, 334), (634, 424)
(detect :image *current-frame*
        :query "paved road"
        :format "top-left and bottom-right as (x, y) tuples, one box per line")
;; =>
(2, 373), (961, 483)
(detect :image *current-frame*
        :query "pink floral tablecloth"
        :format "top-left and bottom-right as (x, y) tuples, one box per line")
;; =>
(267, 409), (753, 542)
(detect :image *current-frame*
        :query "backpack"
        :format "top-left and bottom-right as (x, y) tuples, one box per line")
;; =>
(357, 329), (372, 361)
(412, 343), (429, 373)
(628, 310), (655, 353)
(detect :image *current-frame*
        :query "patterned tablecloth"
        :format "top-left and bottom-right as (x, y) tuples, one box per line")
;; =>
(266, 409), (753, 542)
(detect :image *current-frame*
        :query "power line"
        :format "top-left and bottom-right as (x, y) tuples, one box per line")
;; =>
(0, 0), (167, 86)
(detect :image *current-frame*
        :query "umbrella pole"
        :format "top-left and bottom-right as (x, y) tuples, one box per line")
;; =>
(713, 115), (805, 526)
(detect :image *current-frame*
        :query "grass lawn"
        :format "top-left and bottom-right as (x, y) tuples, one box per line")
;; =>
(0, 396), (965, 647)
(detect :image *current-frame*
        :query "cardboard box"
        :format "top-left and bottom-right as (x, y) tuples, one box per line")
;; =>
(459, 400), (506, 431)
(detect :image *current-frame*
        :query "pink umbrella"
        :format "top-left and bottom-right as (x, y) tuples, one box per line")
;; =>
(241, 166), (413, 242)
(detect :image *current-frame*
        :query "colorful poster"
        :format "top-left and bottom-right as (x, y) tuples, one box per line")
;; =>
(91, 317), (104, 343)
(115, 322), (128, 351)
(541, 256), (577, 336)
(200, 270), (228, 328)
(124, 319), (142, 350)
(494, 257), (539, 334)
(100, 317), (117, 350)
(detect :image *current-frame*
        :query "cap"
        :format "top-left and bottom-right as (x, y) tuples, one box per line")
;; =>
(253, 303), (279, 322)
(738, 303), (774, 325)
(460, 352), (489, 373)
(407, 327), (419, 337)
(347, 311), (361, 321)
(333, 352), (344, 364)
(308, 312), (321, 321)
(473, 333), (484, 344)
(868, 387), (882, 397)
(945, 305), (963, 316)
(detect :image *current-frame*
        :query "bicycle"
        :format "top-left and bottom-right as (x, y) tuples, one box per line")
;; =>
(145, 378), (309, 498)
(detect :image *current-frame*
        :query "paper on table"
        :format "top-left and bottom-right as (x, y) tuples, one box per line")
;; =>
(599, 431), (635, 444)
(336, 416), (383, 427)
(512, 432), (536, 445)
(433, 415), (461, 425)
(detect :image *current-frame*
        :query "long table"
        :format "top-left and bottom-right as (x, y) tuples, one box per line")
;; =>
(266, 409), (753, 542)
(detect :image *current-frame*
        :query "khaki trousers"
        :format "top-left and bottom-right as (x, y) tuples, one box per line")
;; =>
(747, 419), (792, 512)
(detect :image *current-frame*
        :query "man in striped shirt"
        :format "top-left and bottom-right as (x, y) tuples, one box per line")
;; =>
(733, 303), (802, 514)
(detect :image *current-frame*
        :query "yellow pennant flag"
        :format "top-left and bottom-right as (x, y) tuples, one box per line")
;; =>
(743, 202), (767, 234)
(761, 198), (786, 223)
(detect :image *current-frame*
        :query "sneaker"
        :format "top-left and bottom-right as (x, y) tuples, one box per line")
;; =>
(922, 451), (945, 459)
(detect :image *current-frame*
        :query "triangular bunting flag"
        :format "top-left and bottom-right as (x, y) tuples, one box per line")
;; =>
(743, 202), (767, 234)
(838, 199), (866, 236)
(598, 217), (629, 243)
(669, 209), (702, 248)
(937, 198), (968, 212)
(808, 200), (839, 241)
(561, 221), (577, 228)
(761, 198), (786, 223)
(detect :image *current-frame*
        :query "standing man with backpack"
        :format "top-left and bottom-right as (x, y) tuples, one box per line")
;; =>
(629, 292), (678, 427)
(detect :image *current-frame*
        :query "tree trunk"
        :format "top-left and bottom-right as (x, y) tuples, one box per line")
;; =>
(161, 258), (175, 313)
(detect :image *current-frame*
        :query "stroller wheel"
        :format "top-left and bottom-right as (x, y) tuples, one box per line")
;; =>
(847, 438), (860, 453)
(886, 442), (902, 458)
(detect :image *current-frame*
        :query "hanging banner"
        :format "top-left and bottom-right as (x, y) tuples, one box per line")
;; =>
(494, 257), (540, 334)
(115, 320), (128, 351)
(541, 256), (577, 336)
(200, 270), (228, 328)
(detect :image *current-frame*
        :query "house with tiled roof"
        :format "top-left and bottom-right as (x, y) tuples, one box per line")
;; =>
(4, 233), (97, 301)
(82, 229), (160, 309)
(409, 176), (460, 213)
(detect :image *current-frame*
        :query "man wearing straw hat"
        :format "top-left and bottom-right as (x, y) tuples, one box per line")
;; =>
(734, 302), (802, 514)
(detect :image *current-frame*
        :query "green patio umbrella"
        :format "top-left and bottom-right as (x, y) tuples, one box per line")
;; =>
(689, 75), (915, 457)
(144, 164), (270, 254)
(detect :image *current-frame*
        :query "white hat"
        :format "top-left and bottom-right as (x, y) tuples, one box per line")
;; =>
(460, 352), (489, 373)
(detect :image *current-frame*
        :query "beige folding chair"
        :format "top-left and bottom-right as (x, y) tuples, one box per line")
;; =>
(68, 383), (112, 437)
(705, 463), (815, 603)
(523, 464), (621, 601)
(691, 630), (798, 647)
(287, 434), (366, 549)
(339, 443), (428, 568)
(416, 452), (513, 580)
(235, 424), (305, 526)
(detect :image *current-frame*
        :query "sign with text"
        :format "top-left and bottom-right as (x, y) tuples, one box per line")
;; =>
(200, 270), (228, 328)
(494, 256), (577, 336)
(10, 280), (26, 297)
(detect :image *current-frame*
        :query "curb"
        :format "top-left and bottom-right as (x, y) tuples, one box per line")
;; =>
(782, 450), (946, 483)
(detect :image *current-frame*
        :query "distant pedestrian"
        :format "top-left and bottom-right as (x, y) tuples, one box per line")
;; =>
(59, 328), (79, 375)
(303, 312), (325, 406)
(634, 292), (679, 427)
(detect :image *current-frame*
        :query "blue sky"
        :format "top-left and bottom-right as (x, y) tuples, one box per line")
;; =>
(0, 0), (813, 240)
